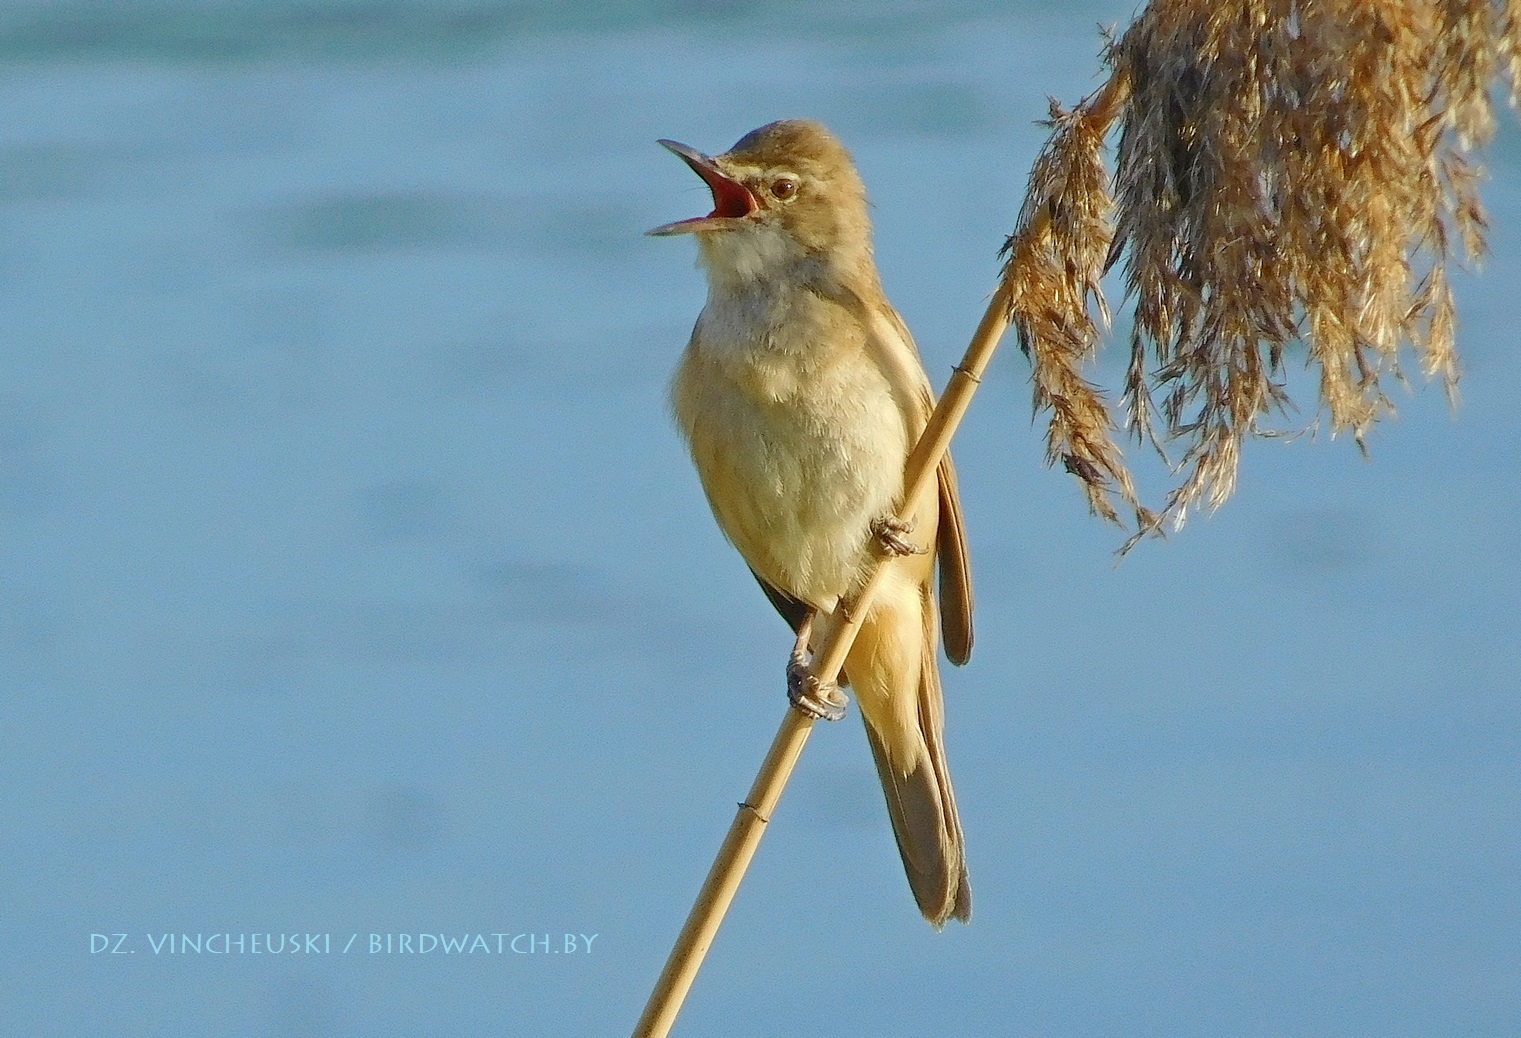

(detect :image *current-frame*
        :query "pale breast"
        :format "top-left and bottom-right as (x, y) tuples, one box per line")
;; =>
(672, 292), (910, 609)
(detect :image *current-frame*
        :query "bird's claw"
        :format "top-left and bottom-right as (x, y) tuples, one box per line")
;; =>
(871, 515), (927, 557)
(787, 652), (847, 722)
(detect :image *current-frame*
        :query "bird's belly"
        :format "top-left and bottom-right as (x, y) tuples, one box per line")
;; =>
(681, 364), (909, 609)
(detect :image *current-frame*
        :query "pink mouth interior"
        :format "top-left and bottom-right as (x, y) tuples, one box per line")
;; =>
(694, 166), (755, 219)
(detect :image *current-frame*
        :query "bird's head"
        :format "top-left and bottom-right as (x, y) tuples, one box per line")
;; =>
(648, 119), (872, 287)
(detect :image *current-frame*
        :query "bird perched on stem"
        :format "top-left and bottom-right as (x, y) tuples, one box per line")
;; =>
(649, 119), (975, 927)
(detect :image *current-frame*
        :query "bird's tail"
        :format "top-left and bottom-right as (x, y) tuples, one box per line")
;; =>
(862, 590), (971, 928)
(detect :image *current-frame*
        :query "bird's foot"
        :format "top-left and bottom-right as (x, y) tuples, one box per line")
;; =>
(786, 651), (848, 722)
(871, 515), (927, 557)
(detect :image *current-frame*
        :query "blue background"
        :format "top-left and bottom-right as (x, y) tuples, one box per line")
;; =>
(2, 2), (1518, 1035)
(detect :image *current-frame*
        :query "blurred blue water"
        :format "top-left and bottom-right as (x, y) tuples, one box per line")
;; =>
(2, 2), (1519, 1036)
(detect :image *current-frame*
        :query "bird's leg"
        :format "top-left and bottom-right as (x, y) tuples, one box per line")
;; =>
(871, 515), (928, 557)
(786, 612), (848, 722)
(786, 612), (812, 677)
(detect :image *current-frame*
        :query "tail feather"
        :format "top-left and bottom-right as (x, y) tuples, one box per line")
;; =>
(862, 590), (970, 928)
(863, 725), (970, 927)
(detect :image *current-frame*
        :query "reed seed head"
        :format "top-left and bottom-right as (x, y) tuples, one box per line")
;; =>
(1002, 0), (1520, 544)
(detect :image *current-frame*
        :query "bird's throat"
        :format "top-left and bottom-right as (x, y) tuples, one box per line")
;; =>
(697, 222), (813, 293)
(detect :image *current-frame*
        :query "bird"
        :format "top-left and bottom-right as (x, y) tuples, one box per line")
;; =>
(648, 119), (974, 927)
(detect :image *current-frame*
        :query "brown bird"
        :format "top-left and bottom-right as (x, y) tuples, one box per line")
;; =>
(649, 119), (974, 927)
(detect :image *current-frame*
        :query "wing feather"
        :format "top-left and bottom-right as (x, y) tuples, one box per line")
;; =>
(868, 301), (975, 665)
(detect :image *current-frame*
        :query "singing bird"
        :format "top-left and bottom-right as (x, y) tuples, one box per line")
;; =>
(649, 119), (974, 926)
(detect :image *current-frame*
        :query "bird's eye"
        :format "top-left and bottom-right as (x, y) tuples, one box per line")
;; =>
(769, 178), (799, 200)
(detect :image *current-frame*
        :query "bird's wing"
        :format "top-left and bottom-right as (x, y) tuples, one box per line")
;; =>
(749, 566), (810, 635)
(933, 451), (974, 665)
(868, 301), (975, 665)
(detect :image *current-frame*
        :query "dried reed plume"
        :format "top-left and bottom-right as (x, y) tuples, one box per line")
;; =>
(1004, 0), (1521, 543)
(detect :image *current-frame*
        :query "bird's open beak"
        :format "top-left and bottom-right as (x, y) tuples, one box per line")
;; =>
(647, 139), (758, 236)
